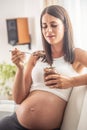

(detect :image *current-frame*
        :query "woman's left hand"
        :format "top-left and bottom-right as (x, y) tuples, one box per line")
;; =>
(44, 73), (73, 89)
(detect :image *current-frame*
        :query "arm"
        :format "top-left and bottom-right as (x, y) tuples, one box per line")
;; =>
(70, 48), (87, 87)
(11, 49), (37, 104)
(45, 48), (87, 89)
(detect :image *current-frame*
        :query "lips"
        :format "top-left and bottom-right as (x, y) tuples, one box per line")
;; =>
(47, 35), (55, 38)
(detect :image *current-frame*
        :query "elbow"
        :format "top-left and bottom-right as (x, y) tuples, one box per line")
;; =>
(15, 100), (22, 105)
(13, 96), (24, 104)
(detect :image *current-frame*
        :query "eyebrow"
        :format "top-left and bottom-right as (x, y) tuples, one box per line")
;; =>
(42, 21), (58, 24)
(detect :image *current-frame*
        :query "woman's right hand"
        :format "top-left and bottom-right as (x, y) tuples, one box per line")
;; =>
(11, 48), (26, 69)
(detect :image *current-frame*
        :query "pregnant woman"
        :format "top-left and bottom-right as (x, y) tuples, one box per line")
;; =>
(0, 5), (87, 130)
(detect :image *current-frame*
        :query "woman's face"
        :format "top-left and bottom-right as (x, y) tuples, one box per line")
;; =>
(42, 13), (65, 45)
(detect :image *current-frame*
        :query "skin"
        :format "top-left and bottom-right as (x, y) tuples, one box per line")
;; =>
(11, 14), (87, 130)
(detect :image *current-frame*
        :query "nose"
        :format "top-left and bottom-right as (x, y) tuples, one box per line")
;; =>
(46, 26), (52, 32)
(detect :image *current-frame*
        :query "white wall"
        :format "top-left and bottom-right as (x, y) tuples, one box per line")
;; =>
(58, 0), (87, 50)
(0, 0), (43, 63)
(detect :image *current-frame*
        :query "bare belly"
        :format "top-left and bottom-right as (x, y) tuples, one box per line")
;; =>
(16, 90), (67, 129)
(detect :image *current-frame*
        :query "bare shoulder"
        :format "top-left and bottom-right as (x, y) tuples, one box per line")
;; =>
(74, 48), (87, 66)
(74, 48), (87, 56)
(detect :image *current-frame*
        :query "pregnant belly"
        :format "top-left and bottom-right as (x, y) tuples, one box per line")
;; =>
(16, 90), (66, 129)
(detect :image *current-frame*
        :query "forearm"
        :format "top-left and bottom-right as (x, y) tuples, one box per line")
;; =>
(12, 67), (26, 104)
(71, 74), (87, 87)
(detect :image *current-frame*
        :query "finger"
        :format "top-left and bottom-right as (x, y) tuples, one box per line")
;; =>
(15, 51), (25, 60)
(12, 54), (24, 64)
(45, 79), (58, 86)
(47, 83), (59, 88)
(12, 56), (20, 63)
(44, 68), (56, 74)
(18, 53), (26, 60)
(33, 51), (39, 56)
(49, 83), (62, 89)
(45, 73), (60, 81)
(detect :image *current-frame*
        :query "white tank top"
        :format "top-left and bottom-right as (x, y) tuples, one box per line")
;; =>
(30, 56), (79, 101)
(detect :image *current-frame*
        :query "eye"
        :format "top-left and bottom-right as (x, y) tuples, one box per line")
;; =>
(51, 24), (58, 28)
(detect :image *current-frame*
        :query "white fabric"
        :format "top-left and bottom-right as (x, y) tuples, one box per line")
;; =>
(77, 88), (87, 130)
(61, 85), (87, 130)
(30, 57), (79, 101)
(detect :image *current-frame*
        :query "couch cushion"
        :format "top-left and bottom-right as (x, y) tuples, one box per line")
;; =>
(77, 89), (87, 130)
(61, 85), (87, 130)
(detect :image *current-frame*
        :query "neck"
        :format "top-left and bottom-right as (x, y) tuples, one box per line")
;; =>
(51, 44), (64, 58)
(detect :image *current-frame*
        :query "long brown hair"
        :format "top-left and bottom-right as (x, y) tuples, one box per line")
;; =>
(40, 5), (75, 66)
